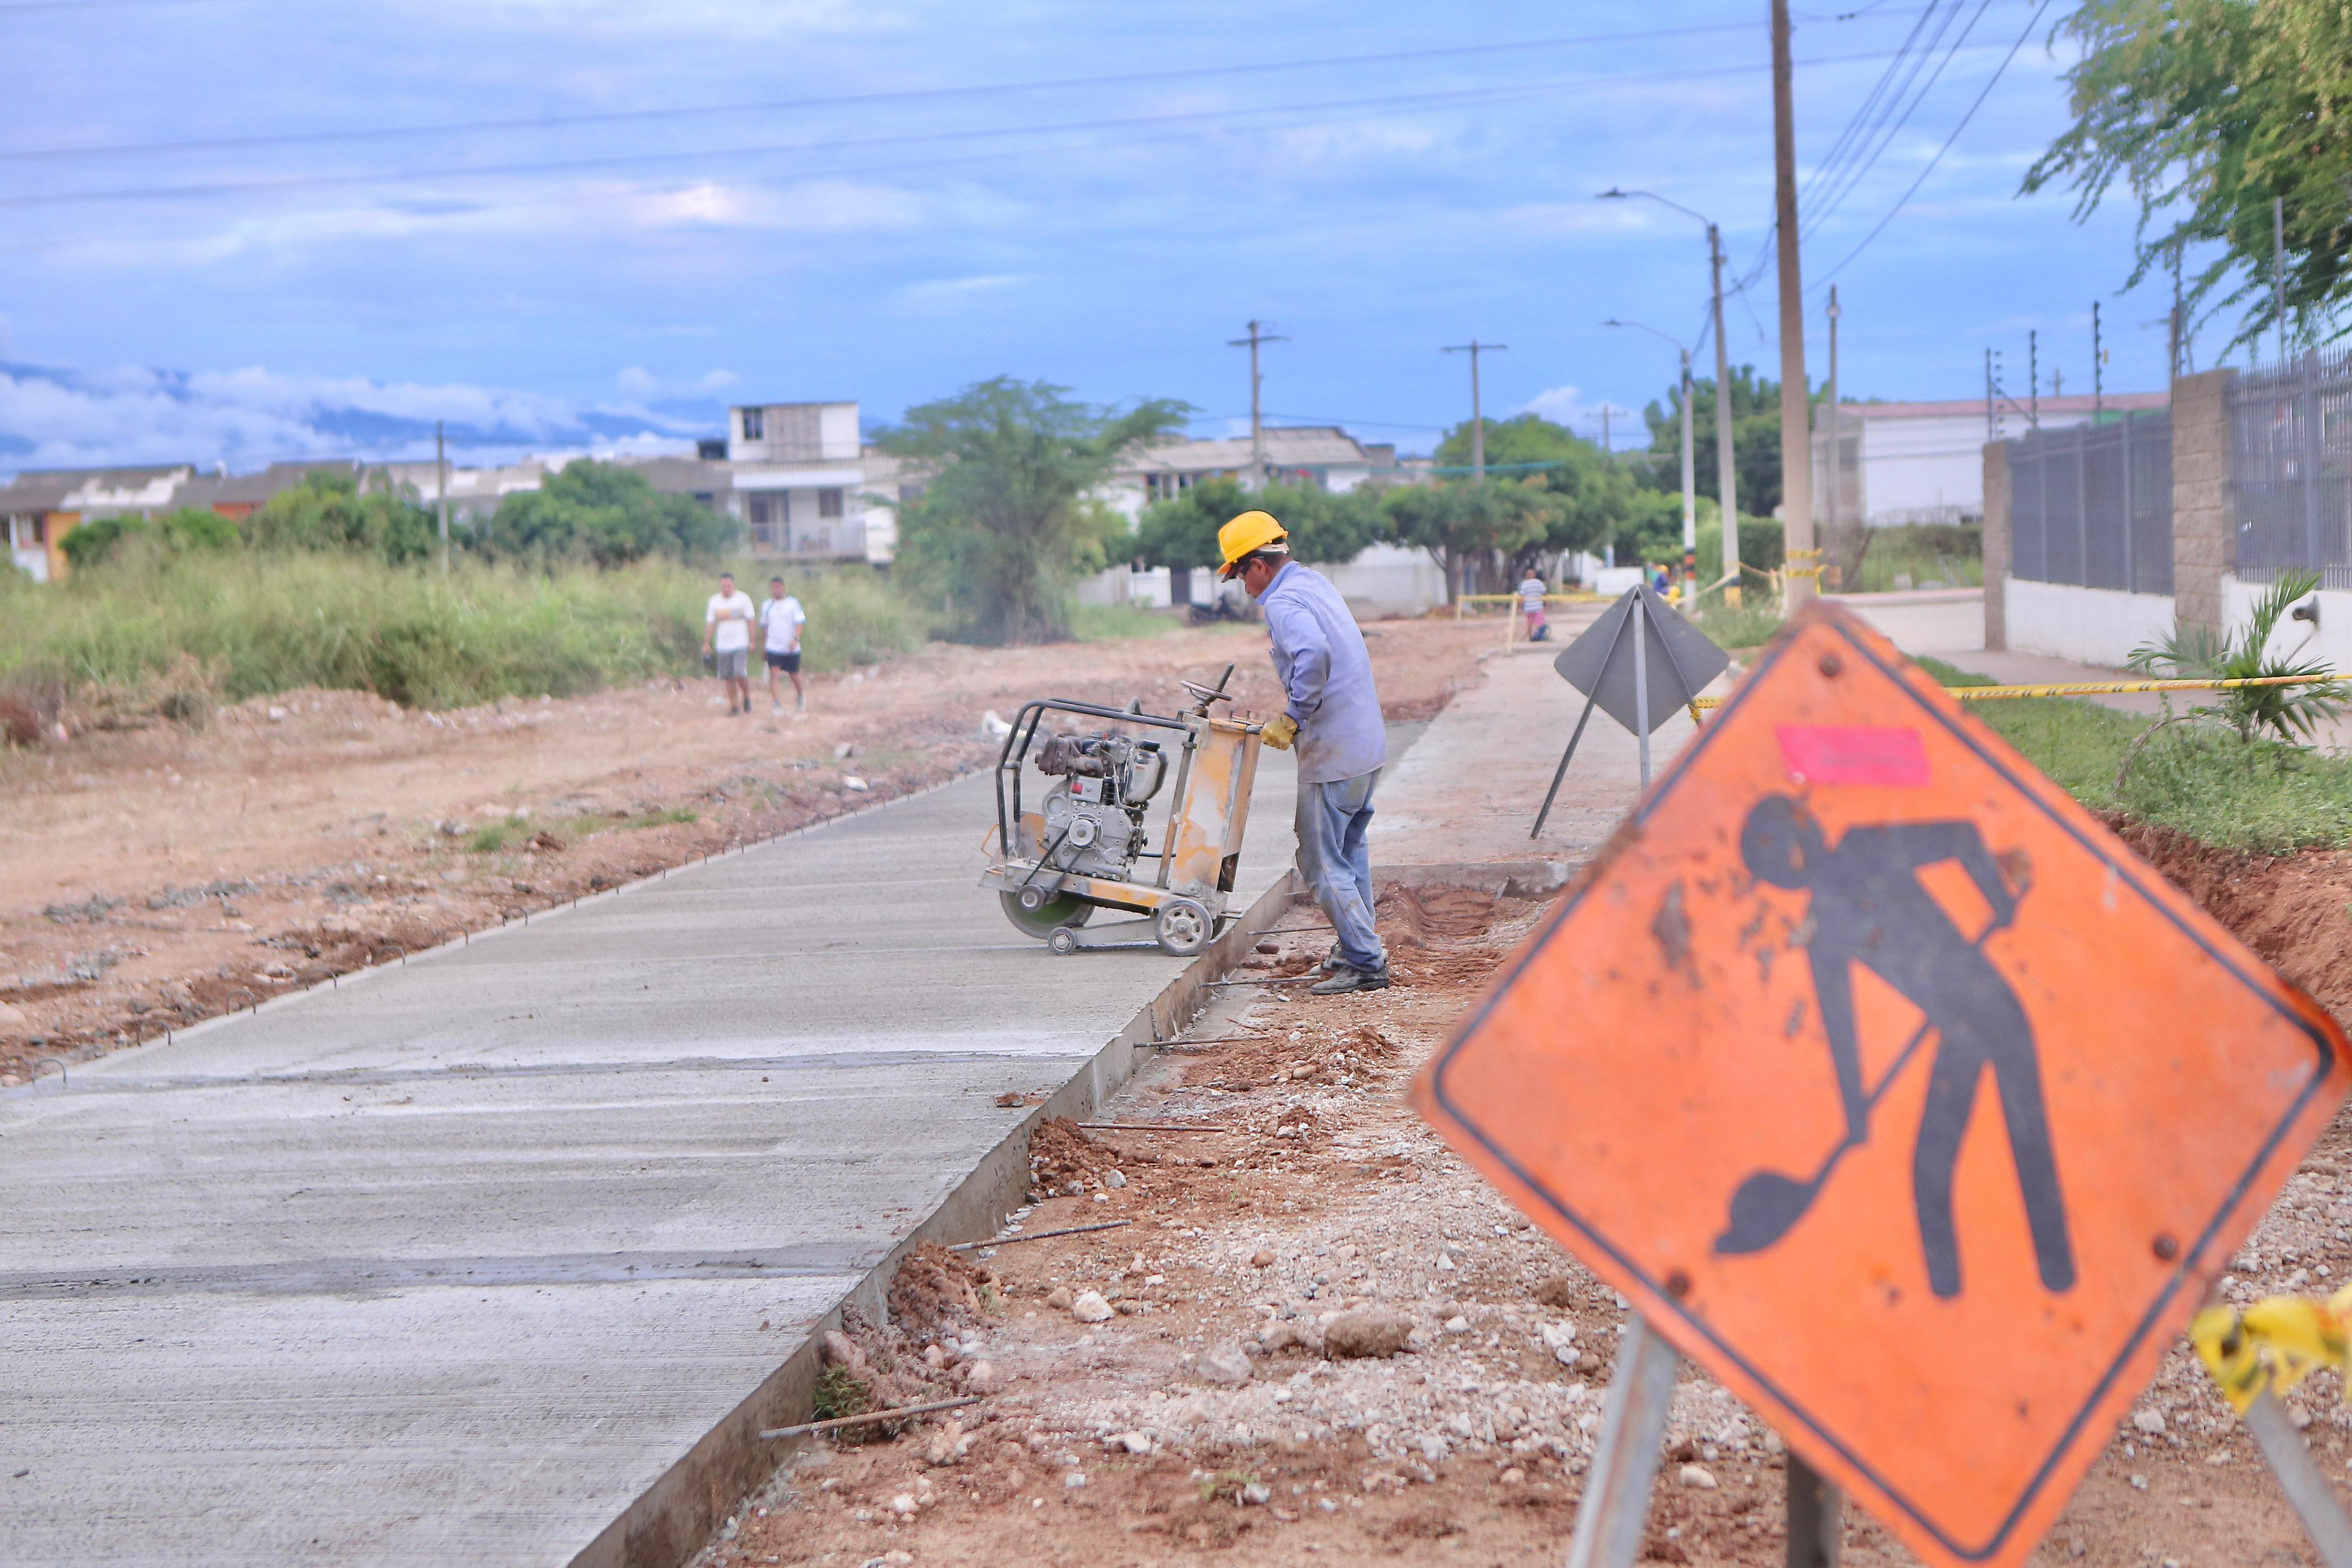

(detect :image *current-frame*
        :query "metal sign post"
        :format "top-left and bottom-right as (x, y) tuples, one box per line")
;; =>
(1564, 1316), (1681, 1568)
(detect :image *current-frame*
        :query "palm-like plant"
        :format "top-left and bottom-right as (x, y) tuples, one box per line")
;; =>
(2127, 569), (2345, 743)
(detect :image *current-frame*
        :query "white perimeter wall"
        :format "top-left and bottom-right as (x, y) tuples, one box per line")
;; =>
(2003, 578), (2176, 668)
(2222, 575), (2351, 671)
(1323, 544), (1447, 616)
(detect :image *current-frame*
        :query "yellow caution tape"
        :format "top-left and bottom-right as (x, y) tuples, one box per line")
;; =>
(2192, 1284), (2352, 1414)
(1688, 672), (2341, 713)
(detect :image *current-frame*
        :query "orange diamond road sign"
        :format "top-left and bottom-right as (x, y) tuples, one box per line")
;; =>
(1413, 603), (2350, 1567)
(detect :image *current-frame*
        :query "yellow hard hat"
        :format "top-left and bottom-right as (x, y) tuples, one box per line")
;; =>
(1217, 510), (1288, 578)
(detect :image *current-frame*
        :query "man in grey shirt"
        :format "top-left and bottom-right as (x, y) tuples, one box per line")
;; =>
(1218, 509), (1389, 994)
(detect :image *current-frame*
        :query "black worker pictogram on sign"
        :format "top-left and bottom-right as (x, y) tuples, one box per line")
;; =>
(1412, 601), (2351, 1568)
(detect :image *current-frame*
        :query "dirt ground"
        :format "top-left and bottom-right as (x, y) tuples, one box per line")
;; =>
(701, 881), (2352, 1568)
(0, 617), (1483, 1081)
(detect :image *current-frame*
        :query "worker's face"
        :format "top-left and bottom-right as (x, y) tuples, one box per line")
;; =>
(1238, 555), (1281, 600)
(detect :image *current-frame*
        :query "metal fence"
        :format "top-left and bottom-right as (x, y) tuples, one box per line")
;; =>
(2229, 346), (2352, 588)
(2011, 412), (2173, 596)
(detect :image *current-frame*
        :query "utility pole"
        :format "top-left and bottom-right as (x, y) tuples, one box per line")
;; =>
(1227, 319), (1288, 487)
(1824, 287), (1840, 592)
(2092, 301), (2104, 419)
(435, 420), (450, 575)
(1709, 225), (1740, 600)
(2273, 195), (2289, 364)
(1677, 351), (1696, 590)
(2029, 329), (2040, 429)
(1441, 341), (1506, 480)
(1770, 0), (1816, 610)
(1984, 348), (1996, 443)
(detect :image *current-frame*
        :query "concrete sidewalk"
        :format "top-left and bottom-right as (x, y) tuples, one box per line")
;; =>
(2, 747), (1299, 1566)
(1374, 605), (1707, 870)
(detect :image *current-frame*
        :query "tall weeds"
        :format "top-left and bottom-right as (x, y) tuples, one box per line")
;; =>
(0, 551), (929, 710)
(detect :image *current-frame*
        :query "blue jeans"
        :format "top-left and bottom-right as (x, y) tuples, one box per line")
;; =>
(1296, 769), (1384, 974)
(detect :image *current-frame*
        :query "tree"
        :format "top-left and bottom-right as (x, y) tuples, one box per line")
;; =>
(1134, 477), (1385, 586)
(470, 461), (736, 567)
(246, 471), (439, 565)
(2024, 0), (2352, 352)
(1634, 366), (1784, 519)
(1382, 480), (1562, 603)
(1426, 414), (1668, 584)
(59, 506), (239, 570)
(876, 378), (1188, 644)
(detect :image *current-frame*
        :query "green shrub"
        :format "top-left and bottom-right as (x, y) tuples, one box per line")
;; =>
(470, 461), (738, 567)
(59, 508), (241, 570)
(245, 472), (438, 565)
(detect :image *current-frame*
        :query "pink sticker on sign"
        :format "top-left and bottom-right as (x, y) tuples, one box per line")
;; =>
(1775, 724), (1930, 786)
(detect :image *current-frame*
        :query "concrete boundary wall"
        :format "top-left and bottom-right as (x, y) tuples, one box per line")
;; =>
(1982, 439), (2012, 651)
(2002, 577), (2176, 668)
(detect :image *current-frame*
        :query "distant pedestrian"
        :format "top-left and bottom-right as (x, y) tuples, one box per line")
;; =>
(1517, 573), (1550, 642)
(760, 575), (807, 718)
(703, 570), (756, 717)
(1651, 564), (1672, 595)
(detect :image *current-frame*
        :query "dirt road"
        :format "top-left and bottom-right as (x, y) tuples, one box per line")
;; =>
(0, 618), (1486, 1081)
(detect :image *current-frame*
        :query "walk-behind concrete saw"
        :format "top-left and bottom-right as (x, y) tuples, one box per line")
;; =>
(980, 665), (1265, 957)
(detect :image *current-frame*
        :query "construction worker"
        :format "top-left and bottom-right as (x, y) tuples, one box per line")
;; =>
(1218, 510), (1390, 995)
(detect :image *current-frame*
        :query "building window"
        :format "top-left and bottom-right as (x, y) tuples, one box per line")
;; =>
(749, 494), (782, 549)
(817, 487), (844, 519)
(898, 481), (926, 504)
(741, 408), (765, 441)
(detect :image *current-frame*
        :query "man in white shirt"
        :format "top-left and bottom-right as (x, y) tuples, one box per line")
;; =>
(760, 575), (808, 718)
(703, 571), (757, 717)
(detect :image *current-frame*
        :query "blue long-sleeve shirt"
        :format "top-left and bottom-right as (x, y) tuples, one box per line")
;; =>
(1260, 560), (1387, 784)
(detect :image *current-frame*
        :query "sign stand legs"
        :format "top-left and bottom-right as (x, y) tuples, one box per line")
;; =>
(1531, 610), (1630, 841)
(1785, 1453), (1842, 1567)
(1565, 1313), (1681, 1568)
(2245, 1392), (2352, 1566)
(1632, 597), (1651, 790)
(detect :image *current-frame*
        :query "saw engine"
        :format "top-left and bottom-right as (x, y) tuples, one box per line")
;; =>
(980, 665), (1263, 957)
(1031, 730), (1167, 881)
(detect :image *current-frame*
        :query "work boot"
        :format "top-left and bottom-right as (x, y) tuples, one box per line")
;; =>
(1320, 943), (1346, 974)
(1311, 966), (1390, 996)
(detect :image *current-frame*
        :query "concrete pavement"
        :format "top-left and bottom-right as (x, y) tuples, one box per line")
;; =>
(2, 742), (1300, 1566)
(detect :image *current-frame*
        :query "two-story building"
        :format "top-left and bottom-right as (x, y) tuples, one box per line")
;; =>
(723, 400), (903, 564)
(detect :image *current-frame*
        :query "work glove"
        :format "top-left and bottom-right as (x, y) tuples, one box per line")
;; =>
(1261, 713), (1298, 750)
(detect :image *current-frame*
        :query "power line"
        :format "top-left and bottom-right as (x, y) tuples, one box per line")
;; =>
(1795, 0), (1993, 245)
(0, 18), (1844, 167)
(1808, 0), (2053, 289)
(0, 47), (1952, 212)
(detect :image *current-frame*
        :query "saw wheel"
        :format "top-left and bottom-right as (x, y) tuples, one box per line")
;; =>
(1000, 890), (1096, 939)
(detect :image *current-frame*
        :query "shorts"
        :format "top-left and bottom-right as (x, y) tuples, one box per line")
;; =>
(714, 648), (749, 681)
(765, 650), (802, 673)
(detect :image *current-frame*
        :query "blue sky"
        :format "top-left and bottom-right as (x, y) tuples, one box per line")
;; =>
(0, 0), (2188, 471)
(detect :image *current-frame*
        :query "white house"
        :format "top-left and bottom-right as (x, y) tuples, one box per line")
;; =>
(724, 400), (897, 564)
(1104, 426), (1399, 523)
(1810, 391), (2171, 529)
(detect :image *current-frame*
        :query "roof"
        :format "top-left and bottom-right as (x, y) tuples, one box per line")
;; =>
(1840, 391), (2169, 422)
(1122, 426), (1381, 474)
(0, 465), (190, 510)
(176, 460), (362, 508)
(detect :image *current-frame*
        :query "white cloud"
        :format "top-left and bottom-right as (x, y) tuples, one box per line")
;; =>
(896, 272), (1029, 310)
(0, 360), (712, 472)
(1521, 384), (1584, 423)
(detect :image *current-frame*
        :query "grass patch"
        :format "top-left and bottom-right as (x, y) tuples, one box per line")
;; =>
(810, 1363), (872, 1423)
(466, 821), (525, 854)
(1, 551), (929, 710)
(612, 805), (699, 829)
(1845, 523), (1982, 592)
(1912, 659), (2352, 853)
(1070, 603), (1179, 640)
(1691, 597), (1786, 652)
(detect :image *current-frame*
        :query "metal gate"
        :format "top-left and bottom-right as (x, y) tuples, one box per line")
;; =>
(2229, 347), (2352, 588)
(2011, 412), (2173, 595)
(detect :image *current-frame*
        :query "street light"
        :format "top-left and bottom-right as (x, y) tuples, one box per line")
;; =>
(1598, 187), (1739, 602)
(1603, 318), (1696, 594)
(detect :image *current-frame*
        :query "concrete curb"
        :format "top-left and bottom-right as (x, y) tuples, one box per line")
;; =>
(579, 867), (1309, 1568)
(595, 854), (1574, 1568)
